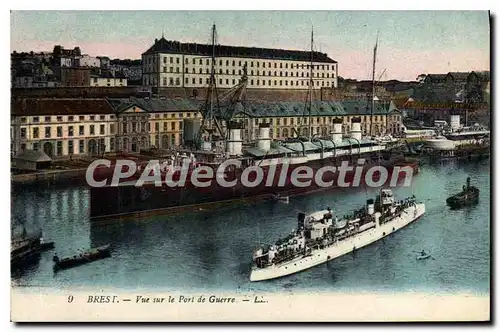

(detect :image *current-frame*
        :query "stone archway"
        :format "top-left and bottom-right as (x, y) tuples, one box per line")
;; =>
(88, 139), (97, 155)
(43, 142), (53, 158)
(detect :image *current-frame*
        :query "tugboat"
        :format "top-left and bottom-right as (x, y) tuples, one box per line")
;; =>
(250, 189), (425, 282)
(53, 244), (112, 271)
(446, 177), (480, 209)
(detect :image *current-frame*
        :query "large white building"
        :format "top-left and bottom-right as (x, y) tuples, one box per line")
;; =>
(142, 37), (338, 90)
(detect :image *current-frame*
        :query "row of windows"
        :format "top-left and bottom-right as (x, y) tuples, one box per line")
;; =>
(20, 115), (114, 124)
(21, 120), (186, 139)
(28, 139), (106, 156)
(147, 55), (335, 71)
(21, 124), (109, 139)
(238, 115), (391, 126)
(160, 76), (335, 87)
(169, 66), (335, 78)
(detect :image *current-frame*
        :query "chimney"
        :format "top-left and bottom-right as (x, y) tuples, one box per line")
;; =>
(257, 123), (271, 152)
(226, 122), (243, 156)
(350, 117), (362, 140)
(331, 118), (343, 144)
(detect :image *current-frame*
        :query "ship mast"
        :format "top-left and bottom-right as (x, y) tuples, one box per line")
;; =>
(308, 27), (314, 141)
(198, 24), (224, 147)
(370, 31), (379, 137)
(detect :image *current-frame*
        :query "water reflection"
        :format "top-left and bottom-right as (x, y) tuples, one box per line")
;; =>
(11, 160), (490, 294)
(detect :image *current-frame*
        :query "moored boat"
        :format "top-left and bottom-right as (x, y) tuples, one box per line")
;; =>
(446, 177), (479, 209)
(250, 189), (425, 282)
(53, 244), (112, 271)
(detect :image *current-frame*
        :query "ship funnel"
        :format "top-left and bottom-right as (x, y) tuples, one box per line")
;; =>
(366, 198), (375, 215)
(450, 114), (460, 130)
(331, 118), (343, 145)
(350, 117), (362, 140)
(297, 212), (306, 229)
(257, 123), (271, 152)
(226, 122), (243, 156)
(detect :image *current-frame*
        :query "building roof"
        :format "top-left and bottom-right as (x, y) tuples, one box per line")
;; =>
(143, 37), (337, 63)
(11, 98), (115, 116)
(425, 74), (448, 83)
(447, 72), (470, 81)
(472, 71), (490, 82)
(107, 97), (201, 113)
(15, 149), (52, 162)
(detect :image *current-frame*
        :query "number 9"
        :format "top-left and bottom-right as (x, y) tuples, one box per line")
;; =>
(68, 295), (74, 303)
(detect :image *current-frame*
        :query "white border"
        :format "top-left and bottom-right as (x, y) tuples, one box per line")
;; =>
(3, 3), (495, 330)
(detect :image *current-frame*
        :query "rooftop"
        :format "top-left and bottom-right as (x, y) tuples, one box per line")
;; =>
(11, 98), (115, 116)
(143, 37), (337, 63)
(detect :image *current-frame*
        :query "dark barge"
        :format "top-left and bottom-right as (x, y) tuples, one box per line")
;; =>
(53, 244), (112, 271)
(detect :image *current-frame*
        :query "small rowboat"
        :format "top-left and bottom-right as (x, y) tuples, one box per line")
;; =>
(416, 254), (431, 260)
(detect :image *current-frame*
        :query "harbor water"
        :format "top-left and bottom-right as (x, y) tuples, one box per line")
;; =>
(11, 160), (490, 295)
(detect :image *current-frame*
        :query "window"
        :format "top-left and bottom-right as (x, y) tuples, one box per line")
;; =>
(68, 126), (74, 137)
(100, 124), (105, 135)
(20, 128), (26, 138)
(192, 78), (195, 84)
(99, 115), (105, 120)
(33, 127), (39, 138)
(90, 125), (95, 135)
(33, 142), (39, 151)
(175, 77), (180, 86)
(68, 116), (74, 121)
(45, 127), (51, 138)
(32, 117), (39, 123)
(110, 138), (115, 151)
(110, 124), (114, 134)
(170, 57), (173, 64)
(169, 67), (173, 73)
(90, 115), (95, 121)
(78, 140), (84, 153)
(171, 122), (176, 130)
(44, 116), (51, 122)
(57, 141), (63, 156)
(176, 67), (179, 73)
(68, 140), (74, 155)
(79, 116), (84, 121)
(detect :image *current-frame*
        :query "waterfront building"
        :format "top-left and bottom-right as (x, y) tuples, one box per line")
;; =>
(234, 100), (402, 141)
(10, 97), (402, 159)
(141, 37), (338, 90)
(107, 98), (201, 150)
(11, 98), (117, 158)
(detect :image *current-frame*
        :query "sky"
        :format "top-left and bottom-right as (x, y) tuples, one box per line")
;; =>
(10, 11), (490, 81)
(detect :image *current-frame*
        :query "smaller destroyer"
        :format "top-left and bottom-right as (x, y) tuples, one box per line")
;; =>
(446, 177), (480, 209)
(251, 189), (425, 282)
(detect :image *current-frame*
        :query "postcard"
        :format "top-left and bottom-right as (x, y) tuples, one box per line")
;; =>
(10, 10), (490, 322)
